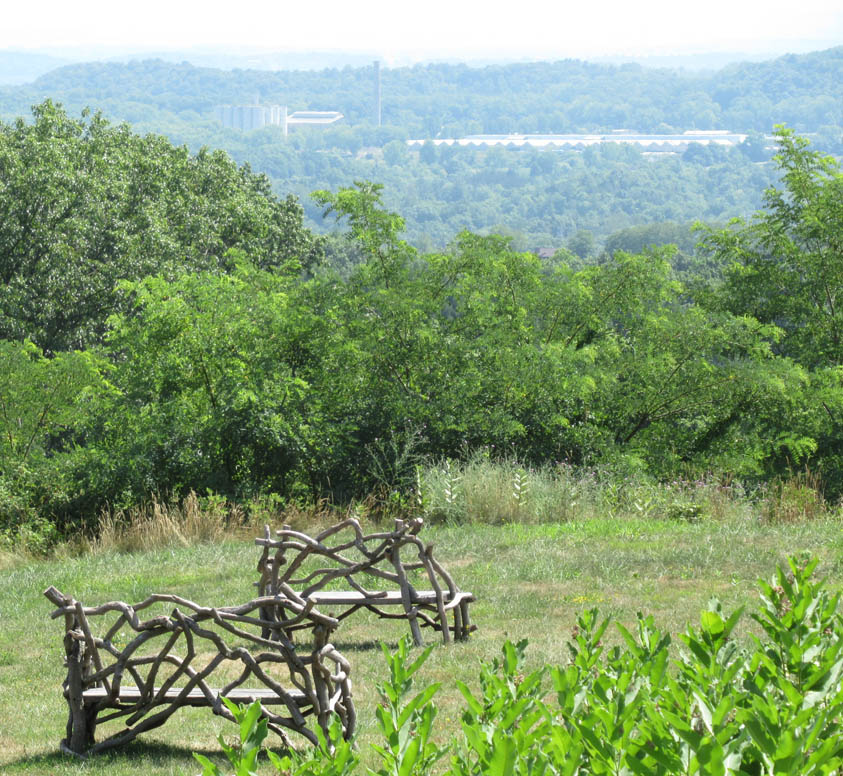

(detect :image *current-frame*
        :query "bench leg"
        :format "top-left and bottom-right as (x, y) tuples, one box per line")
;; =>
(452, 603), (464, 641)
(64, 702), (97, 755)
(456, 601), (472, 641)
(63, 633), (98, 755)
(390, 545), (424, 646)
(312, 626), (332, 740)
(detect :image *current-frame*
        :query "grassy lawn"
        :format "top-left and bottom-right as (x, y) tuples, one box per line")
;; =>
(2, 513), (842, 774)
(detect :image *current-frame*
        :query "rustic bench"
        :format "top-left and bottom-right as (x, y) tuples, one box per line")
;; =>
(256, 517), (475, 646)
(44, 584), (355, 757)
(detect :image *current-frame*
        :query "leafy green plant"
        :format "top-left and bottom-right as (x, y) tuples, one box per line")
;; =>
(371, 637), (447, 776)
(194, 698), (358, 776)
(194, 697), (271, 776)
(452, 639), (571, 776)
(190, 556), (843, 776)
(736, 556), (843, 774)
(268, 718), (358, 776)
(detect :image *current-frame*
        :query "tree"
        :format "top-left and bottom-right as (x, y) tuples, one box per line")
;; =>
(698, 128), (843, 492)
(94, 264), (323, 504)
(310, 185), (793, 480)
(566, 230), (595, 260)
(0, 340), (109, 530)
(739, 130), (769, 162)
(698, 127), (843, 369)
(0, 101), (323, 352)
(313, 182), (416, 287)
(419, 140), (438, 164)
(382, 139), (410, 166)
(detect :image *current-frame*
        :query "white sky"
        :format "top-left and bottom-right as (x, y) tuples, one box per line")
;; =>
(3, 0), (843, 60)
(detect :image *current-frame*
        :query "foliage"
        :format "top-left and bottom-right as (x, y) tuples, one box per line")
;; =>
(3, 115), (843, 527)
(0, 339), (109, 536)
(193, 556), (843, 775)
(370, 638), (447, 776)
(0, 102), (323, 352)
(194, 697), (271, 776)
(94, 265), (312, 503)
(195, 698), (358, 776)
(297, 141), (771, 253)
(4, 49), (843, 251)
(451, 639), (566, 776)
(6, 49), (841, 139)
(699, 127), (843, 368)
(302, 188), (796, 488)
(697, 127), (843, 493)
(13, 51), (840, 248)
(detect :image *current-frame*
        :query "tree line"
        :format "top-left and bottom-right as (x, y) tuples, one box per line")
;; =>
(4, 48), (841, 137)
(1, 105), (842, 541)
(1, 49), (840, 250)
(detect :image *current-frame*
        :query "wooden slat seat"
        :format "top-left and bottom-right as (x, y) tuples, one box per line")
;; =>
(82, 686), (308, 706)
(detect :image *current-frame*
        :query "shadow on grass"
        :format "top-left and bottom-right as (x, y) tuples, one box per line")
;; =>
(334, 637), (402, 652)
(3, 740), (227, 772)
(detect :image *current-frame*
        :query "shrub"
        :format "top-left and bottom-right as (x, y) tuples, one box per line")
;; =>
(196, 555), (843, 775)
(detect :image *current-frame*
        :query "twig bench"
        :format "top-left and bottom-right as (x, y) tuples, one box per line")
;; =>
(256, 517), (475, 646)
(44, 584), (355, 757)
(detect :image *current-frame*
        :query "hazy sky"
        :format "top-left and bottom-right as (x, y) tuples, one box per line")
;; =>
(3, 0), (842, 61)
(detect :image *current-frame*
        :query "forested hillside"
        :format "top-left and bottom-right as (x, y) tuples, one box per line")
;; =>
(5, 48), (842, 134)
(1, 48), (840, 248)
(2, 105), (843, 545)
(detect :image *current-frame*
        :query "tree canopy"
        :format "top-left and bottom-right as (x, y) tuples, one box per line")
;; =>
(2, 118), (843, 536)
(5, 49), (842, 251)
(0, 102), (323, 352)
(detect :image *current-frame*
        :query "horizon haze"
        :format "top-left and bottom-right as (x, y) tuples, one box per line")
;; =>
(2, 0), (842, 65)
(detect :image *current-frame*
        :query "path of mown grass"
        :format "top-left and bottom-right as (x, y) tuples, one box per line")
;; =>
(2, 514), (842, 775)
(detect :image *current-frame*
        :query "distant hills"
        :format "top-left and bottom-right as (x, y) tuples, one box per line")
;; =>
(1, 46), (840, 250)
(2, 46), (840, 136)
(0, 45), (821, 85)
(0, 48), (384, 86)
(0, 51), (72, 84)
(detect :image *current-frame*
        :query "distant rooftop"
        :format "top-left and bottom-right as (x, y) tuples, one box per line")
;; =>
(288, 110), (344, 125)
(408, 131), (747, 149)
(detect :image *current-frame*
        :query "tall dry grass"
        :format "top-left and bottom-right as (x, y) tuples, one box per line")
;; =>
(3, 461), (840, 564)
(81, 493), (359, 555)
(76, 465), (843, 555)
(759, 469), (833, 523)
(417, 456), (837, 526)
(85, 492), (234, 553)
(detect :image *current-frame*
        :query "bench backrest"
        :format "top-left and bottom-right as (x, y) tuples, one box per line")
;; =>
(256, 517), (466, 644)
(257, 517), (459, 599)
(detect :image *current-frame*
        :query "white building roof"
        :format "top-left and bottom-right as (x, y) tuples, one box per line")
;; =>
(287, 111), (344, 125)
(407, 131), (747, 149)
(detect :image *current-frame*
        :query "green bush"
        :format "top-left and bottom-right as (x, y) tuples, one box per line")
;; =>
(198, 555), (843, 774)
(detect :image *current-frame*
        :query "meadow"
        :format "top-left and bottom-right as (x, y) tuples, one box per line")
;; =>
(2, 464), (842, 774)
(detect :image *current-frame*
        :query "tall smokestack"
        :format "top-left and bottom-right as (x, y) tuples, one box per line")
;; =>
(374, 60), (381, 126)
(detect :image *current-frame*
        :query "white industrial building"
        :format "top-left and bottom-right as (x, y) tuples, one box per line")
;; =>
(407, 130), (747, 150)
(216, 104), (343, 135)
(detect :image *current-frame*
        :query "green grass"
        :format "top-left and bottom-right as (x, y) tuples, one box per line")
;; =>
(2, 513), (843, 774)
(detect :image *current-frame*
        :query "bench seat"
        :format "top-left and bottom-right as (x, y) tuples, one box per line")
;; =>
(81, 686), (307, 706)
(307, 590), (475, 608)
